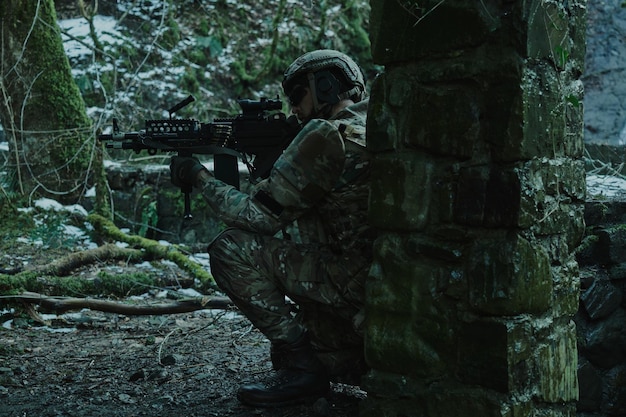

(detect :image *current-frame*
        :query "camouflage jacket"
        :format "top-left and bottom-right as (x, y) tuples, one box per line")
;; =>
(198, 99), (373, 256)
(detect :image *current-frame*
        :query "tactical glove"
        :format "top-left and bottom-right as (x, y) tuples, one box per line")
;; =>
(169, 156), (206, 188)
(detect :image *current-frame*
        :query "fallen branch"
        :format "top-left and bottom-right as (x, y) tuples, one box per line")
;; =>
(87, 213), (214, 289)
(36, 243), (145, 277)
(0, 216), (213, 297)
(0, 267), (192, 297)
(6, 291), (233, 315)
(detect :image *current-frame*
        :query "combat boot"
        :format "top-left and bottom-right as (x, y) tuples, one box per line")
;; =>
(270, 339), (290, 371)
(237, 332), (329, 407)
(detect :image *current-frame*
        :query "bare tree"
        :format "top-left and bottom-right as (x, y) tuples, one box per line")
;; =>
(0, 0), (95, 205)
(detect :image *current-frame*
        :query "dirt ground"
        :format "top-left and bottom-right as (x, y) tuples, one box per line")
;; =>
(0, 240), (365, 417)
(0, 301), (365, 417)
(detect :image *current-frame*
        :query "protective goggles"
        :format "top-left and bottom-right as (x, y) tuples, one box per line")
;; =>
(287, 85), (308, 107)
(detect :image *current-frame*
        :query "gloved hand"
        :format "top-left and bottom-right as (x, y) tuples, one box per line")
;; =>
(169, 156), (207, 188)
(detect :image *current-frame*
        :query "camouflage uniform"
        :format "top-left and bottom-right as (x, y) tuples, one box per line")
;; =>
(200, 99), (373, 377)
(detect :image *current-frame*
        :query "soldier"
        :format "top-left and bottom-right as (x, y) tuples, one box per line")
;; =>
(169, 49), (375, 407)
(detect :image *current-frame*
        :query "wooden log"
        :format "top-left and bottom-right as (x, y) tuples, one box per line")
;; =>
(4, 291), (234, 315)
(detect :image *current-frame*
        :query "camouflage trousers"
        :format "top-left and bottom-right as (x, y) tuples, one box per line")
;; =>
(208, 228), (369, 377)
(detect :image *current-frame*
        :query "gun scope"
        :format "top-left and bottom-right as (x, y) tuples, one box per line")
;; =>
(238, 97), (282, 115)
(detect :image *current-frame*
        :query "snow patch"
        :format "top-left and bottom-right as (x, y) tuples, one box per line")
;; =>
(587, 174), (626, 198)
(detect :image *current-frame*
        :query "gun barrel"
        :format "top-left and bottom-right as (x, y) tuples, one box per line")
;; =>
(98, 132), (141, 142)
(98, 131), (148, 153)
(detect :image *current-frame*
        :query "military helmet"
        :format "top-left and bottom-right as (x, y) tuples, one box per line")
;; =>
(282, 50), (366, 106)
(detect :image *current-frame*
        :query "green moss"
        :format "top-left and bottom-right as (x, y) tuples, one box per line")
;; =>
(0, 208), (35, 249)
(198, 19), (210, 36)
(88, 214), (214, 289)
(21, 1), (91, 130)
(0, 270), (162, 297)
(2, 0), (93, 198)
(96, 271), (158, 296)
(179, 69), (201, 95)
(161, 15), (181, 49)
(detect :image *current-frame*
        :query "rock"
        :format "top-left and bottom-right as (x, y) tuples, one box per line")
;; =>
(605, 365), (626, 415)
(161, 354), (183, 366)
(312, 396), (331, 416)
(118, 393), (136, 404)
(577, 359), (602, 411)
(147, 369), (168, 381)
(129, 369), (147, 382)
(581, 278), (623, 320)
(582, 309), (626, 369)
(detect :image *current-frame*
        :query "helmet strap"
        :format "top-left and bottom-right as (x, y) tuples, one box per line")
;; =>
(307, 72), (323, 114)
(338, 85), (361, 102)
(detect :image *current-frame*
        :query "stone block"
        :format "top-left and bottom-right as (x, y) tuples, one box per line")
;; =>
(609, 262), (626, 280)
(453, 165), (521, 227)
(564, 79), (585, 158)
(402, 84), (480, 158)
(106, 164), (142, 190)
(604, 364), (626, 415)
(452, 158), (585, 240)
(492, 64), (570, 161)
(597, 226), (626, 265)
(550, 259), (581, 317)
(576, 233), (604, 267)
(367, 67), (481, 158)
(525, 0), (569, 63)
(517, 158), (586, 247)
(581, 278), (622, 320)
(418, 389), (524, 417)
(565, 0), (587, 72)
(366, 234), (460, 377)
(524, 158), (586, 201)
(577, 359), (602, 412)
(580, 308), (626, 369)
(370, 0), (501, 65)
(524, 202), (585, 248)
(537, 232), (578, 267)
(468, 233), (552, 315)
(360, 369), (423, 399)
(367, 55), (527, 163)
(369, 153), (434, 230)
(360, 375), (533, 417)
(457, 318), (532, 393)
(366, 73), (398, 153)
(585, 199), (626, 225)
(537, 321), (579, 402)
(365, 313), (446, 379)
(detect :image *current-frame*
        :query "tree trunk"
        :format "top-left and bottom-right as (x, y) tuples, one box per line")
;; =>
(0, 0), (94, 204)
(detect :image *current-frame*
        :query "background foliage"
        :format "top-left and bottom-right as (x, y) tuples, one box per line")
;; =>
(55, 0), (376, 135)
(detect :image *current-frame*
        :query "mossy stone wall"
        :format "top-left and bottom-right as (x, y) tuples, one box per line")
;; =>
(363, 1), (586, 415)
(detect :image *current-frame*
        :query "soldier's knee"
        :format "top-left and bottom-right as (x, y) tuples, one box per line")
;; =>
(207, 228), (255, 289)
(208, 228), (237, 261)
(208, 229), (239, 277)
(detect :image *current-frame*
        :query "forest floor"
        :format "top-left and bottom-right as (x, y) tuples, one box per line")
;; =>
(0, 240), (365, 417)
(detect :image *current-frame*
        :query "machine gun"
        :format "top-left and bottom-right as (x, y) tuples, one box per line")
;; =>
(98, 95), (301, 218)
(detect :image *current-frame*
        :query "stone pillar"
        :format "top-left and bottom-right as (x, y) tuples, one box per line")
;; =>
(362, 1), (586, 416)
